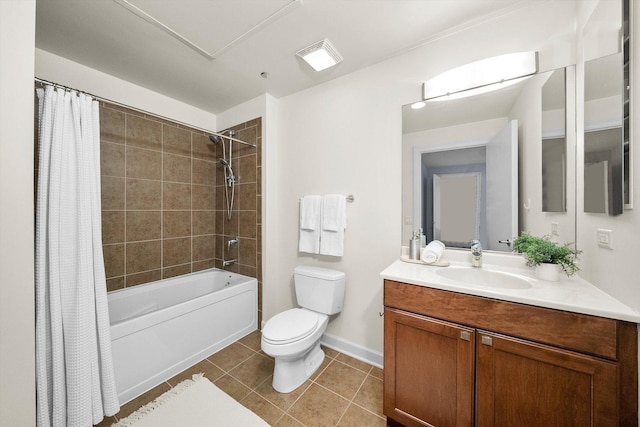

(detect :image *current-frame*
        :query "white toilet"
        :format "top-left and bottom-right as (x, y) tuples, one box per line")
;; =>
(261, 265), (345, 393)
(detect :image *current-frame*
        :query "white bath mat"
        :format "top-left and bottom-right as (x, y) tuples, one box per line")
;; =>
(112, 374), (269, 427)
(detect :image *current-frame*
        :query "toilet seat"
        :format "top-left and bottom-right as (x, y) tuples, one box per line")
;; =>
(262, 309), (319, 345)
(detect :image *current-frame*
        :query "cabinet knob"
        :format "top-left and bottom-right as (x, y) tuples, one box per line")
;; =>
(481, 335), (493, 346)
(460, 331), (471, 341)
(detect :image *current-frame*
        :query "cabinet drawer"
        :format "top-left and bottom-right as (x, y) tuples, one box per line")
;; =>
(384, 279), (618, 359)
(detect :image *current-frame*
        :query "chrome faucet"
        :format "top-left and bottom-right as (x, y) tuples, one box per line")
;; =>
(470, 240), (482, 268)
(227, 237), (239, 250)
(222, 259), (236, 267)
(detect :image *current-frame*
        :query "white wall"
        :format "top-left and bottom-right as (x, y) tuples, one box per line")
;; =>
(35, 49), (217, 132)
(267, 70), (405, 357)
(266, 1), (580, 358)
(0, 1), (36, 425)
(574, 0), (640, 312)
(217, 94), (266, 131)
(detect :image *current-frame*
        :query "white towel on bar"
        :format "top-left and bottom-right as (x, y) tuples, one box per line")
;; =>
(320, 194), (347, 256)
(299, 195), (322, 254)
(300, 195), (321, 230)
(321, 194), (342, 231)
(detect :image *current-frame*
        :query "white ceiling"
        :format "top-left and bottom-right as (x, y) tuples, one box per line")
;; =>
(35, 0), (531, 114)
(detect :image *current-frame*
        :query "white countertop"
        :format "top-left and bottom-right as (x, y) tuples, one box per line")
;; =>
(380, 250), (640, 324)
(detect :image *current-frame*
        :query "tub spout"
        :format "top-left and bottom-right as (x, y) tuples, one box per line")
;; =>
(222, 259), (236, 267)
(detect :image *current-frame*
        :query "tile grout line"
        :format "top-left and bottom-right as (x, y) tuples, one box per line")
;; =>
(346, 372), (386, 421)
(123, 112), (128, 287)
(205, 341), (287, 422)
(274, 351), (340, 427)
(112, 334), (384, 427)
(190, 131), (194, 274)
(160, 124), (164, 276)
(309, 355), (383, 426)
(233, 338), (345, 427)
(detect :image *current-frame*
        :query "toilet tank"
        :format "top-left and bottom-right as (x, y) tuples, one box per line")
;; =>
(294, 266), (345, 315)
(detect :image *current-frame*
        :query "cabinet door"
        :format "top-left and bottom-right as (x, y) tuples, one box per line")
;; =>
(476, 330), (619, 427)
(384, 308), (475, 427)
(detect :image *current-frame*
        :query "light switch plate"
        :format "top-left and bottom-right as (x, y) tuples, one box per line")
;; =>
(597, 229), (613, 249)
(551, 222), (559, 236)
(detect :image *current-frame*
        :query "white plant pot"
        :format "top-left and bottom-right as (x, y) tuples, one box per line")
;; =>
(535, 263), (561, 281)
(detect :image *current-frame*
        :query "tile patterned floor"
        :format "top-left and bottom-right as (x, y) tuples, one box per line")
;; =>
(97, 331), (387, 426)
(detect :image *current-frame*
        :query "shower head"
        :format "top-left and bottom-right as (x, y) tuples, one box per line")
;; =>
(220, 158), (230, 167)
(209, 129), (235, 143)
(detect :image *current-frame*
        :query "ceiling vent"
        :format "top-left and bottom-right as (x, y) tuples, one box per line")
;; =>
(296, 38), (343, 72)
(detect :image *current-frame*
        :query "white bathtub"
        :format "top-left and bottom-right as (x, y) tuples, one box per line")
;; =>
(108, 268), (258, 404)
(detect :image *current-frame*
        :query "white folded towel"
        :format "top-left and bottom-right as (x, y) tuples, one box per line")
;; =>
(322, 194), (343, 231)
(300, 195), (321, 230)
(320, 194), (347, 256)
(421, 240), (445, 264)
(299, 195), (322, 254)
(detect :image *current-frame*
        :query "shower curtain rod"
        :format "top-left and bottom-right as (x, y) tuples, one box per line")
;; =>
(34, 77), (257, 148)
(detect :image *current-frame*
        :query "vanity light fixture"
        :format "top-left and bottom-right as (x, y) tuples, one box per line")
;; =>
(296, 38), (343, 71)
(423, 51), (538, 101)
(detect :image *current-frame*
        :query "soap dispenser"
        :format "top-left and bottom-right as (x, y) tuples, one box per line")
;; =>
(409, 232), (421, 260)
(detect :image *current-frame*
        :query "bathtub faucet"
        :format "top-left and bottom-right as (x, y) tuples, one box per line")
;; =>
(227, 237), (239, 250)
(222, 259), (236, 267)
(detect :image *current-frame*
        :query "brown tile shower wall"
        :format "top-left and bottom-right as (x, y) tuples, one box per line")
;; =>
(99, 104), (262, 320)
(216, 119), (263, 325)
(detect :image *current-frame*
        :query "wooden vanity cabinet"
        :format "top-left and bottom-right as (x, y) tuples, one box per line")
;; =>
(383, 279), (638, 427)
(384, 308), (475, 426)
(475, 330), (618, 426)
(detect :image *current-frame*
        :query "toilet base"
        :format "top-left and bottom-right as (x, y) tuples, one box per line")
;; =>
(272, 340), (325, 393)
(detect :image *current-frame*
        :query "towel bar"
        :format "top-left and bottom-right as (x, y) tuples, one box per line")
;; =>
(299, 194), (354, 203)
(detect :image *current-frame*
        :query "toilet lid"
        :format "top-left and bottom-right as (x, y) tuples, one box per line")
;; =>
(262, 309), (319, 344)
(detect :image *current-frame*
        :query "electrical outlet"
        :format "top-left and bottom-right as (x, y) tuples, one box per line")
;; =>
(404, 217), (414, 225)
(597, 229), (613, 249)
(551, 222), (559, 236)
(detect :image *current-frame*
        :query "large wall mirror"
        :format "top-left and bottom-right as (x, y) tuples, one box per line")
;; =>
(402, 65), (576, 253)
(542, 68), (567, 213)
(583, 0), (631, 214)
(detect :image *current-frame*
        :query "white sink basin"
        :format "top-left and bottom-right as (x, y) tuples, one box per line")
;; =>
(435, 267), (533, 289)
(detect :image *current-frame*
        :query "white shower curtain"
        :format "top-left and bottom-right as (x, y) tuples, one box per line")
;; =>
(35, 85), (119, 427)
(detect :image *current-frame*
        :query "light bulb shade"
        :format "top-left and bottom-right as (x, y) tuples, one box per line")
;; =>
(423, 51), (538, 101)
(296, 39), (343, 71)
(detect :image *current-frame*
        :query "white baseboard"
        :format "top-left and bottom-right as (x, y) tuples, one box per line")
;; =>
(320, 333), (383, 369)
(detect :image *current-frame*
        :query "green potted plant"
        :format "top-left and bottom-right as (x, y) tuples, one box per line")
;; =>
(512, 232), (580, 281)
